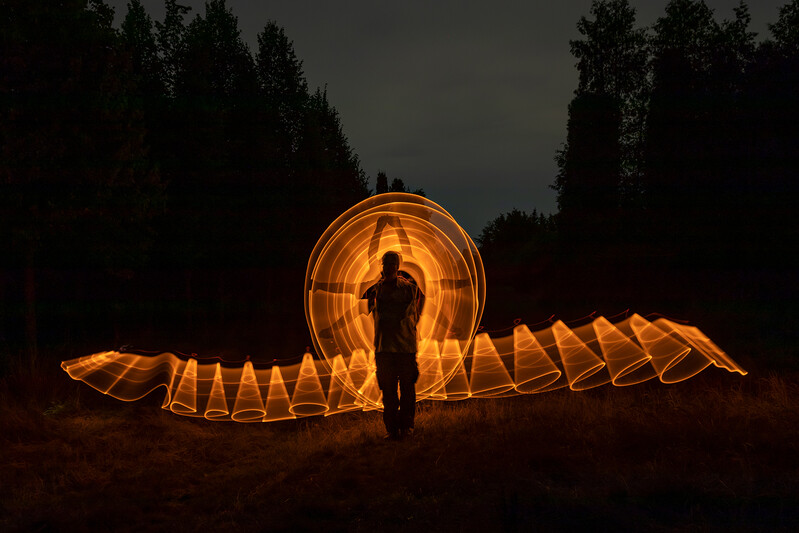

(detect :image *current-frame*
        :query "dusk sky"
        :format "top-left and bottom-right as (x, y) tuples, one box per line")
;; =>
(109, 0), (786, 237)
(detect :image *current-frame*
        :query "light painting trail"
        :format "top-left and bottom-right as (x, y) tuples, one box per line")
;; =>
(61, 193), (747, 422)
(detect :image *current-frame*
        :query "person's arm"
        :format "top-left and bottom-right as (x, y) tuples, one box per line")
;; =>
(414, 285), (425, 323)
(363, 282), (378, 315)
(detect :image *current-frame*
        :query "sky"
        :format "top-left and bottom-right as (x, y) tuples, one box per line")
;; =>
(108, 0), (787, 238)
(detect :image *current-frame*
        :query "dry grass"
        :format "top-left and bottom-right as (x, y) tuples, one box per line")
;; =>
(2, 356), (798, 532)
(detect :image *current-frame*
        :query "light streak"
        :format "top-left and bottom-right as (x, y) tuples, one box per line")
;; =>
(61, 314), (746, 422)
(61, 193), (747, 422)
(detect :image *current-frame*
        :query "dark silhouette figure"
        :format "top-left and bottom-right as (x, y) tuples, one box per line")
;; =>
(362, 251), (425, 440)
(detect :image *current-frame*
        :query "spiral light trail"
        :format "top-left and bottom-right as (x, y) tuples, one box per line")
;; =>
(61, 193), (746, 422)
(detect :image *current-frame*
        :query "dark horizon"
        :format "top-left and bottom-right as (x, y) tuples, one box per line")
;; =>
(107, 0), (793, 238)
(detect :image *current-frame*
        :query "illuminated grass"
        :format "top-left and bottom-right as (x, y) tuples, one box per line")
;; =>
(2, 358), (798, 532)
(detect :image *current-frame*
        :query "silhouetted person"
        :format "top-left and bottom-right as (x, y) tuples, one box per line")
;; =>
(363, 251), (425, 440)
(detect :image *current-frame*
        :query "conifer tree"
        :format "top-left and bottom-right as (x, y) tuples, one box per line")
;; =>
(376, 171), (389, 194)
(257, 21), (309, 165)
(0, 0), (162, 356)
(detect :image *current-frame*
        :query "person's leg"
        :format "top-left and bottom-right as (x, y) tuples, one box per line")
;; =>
(398, 353), (419, 434)
(376, 354), (400, 437)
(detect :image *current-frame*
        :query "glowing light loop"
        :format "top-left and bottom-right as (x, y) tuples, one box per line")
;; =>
(61, 194), (747, 422)
(304, 193), (485, 407)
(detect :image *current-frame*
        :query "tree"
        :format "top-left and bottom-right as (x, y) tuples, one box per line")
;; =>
(154, 0), (191, 97)
(651, 0), (719, 70)
(175, 0), (256, 100)
(767, 0), (799, 57)
(738, 0), (799, 261)
(477, 209), (555, 320)
(643, 0), (755, 251)
(389, 177), (425, 197)
(555, 0), (646, 241)
(256, 20), (308, 165)
(571, 0), (649, 99)
(0, 0), (162, 357)
(296, 87), (369, 228)
(376, 171), (389, 194)
(120, 0), (163, 97)
(168, 0), (258, 251)
(570, 0), (649, 211)
(477, 209), (552, 257)
(553, 92), (623, 241)
(644, 0), (716, 236)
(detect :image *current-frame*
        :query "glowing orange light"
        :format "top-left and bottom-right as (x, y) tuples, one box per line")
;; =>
(61, 193), (747, 422)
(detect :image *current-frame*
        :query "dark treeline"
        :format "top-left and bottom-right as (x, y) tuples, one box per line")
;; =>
(2, 0), (797, 367)
(478, 0), (798, 354)
(1, 0), (369, 362)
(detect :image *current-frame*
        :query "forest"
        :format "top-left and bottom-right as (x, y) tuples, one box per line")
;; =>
(478, 0), (797, 369)
(1, 0), (797, 369)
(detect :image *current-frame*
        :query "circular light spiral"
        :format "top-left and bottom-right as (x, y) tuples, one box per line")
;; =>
(304, 193), (486, 403)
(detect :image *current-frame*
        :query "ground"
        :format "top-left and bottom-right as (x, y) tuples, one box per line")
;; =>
(2, 359), (798, 532)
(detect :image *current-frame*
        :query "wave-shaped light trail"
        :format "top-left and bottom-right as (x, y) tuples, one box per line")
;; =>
(61, 193), (746, 422)
(61, 313), (745, 423)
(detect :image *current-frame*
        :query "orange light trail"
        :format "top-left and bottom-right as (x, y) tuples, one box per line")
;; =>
(61, 193), (746, 422)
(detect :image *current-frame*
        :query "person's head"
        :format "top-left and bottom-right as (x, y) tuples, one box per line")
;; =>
(381, 251), (400, 280)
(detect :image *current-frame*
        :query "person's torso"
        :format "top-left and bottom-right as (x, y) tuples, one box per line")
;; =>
(374, 278), (418, 353)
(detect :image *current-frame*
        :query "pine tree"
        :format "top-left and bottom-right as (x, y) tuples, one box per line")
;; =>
(0, 0), (163, 356)
(257, 21), (308, 164)
(297, 87), (369, 224)
(376, 171), (389, 194)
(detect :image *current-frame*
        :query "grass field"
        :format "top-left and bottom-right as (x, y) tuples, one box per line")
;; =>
(2, 353), (798, 532)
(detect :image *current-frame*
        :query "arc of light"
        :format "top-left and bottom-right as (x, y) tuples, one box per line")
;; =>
(307, 196), (482, 299)
(346, 349), (371, 392)
(469, 333), (515, 397)
(440, 338), (471, 400)
(170, 357), (198, 414)
(513, 324), (561, 393)
(204, 363), (230, 420)
(289, 353), (329, 417)
(592, 316), (656, 386)
(551, 321), (608, 391)
(353, 347), (380, 409)
(61, 314), (747, 423)
(655, 319), (747, 375)
(231, 361), (266, 422)
(416, 339), (447, 400)
(159, 355), (184, 410)
(264, 365), (294, 422)
(357, 361), (383, 410)
(62, 351), (180, 403)
(60, 196), (749, 423)
(325, 354), (361, 415)
(367, 214), (414, 263)
(312, 210), (468, 350)
(61, 351), (117, 381)
(85, 352), (142, 396)
(628, 314), (709, 383)
(315, 220), (382, 352)
(305, 194), (486, 405)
